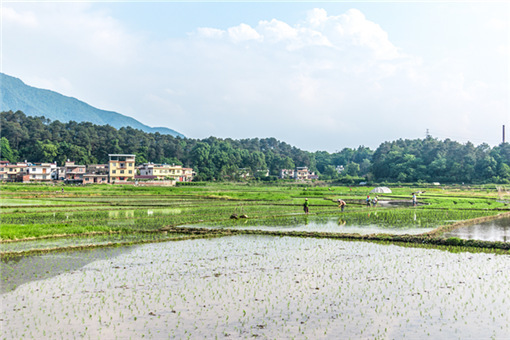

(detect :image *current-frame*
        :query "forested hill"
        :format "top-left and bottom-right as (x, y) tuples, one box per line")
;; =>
(1, 111), (510, 184)
(0, 73), (184, 138)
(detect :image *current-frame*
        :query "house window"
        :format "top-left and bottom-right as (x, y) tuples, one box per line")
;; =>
(112, 170), (116, 174)
(128, 170), (132, 174)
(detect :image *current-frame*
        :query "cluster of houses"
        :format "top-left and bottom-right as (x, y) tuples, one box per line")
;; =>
(1, 153), (320, 184)
(0, 154), (194, 185)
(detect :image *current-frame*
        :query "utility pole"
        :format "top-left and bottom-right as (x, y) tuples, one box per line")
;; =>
(426, 129), (430, 138)
(503, 125), (506, 144)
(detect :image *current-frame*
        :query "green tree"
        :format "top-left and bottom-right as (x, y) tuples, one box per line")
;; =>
(345, 162), (360, 176)
(0, 137), (17, 162)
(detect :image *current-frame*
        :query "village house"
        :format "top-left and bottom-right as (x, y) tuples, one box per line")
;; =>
(83, 163), (109, 184)
(0, 161), (29, 182)
(87, 164), (109, 174)
(83, 173), (109, 184)
(64, 161), (86, 183)
(182, 167), (195, 182)
(280, 169), (295, 179)
(280, 167), (317, 181)
(0, 158), (193, 185)
(0, 161), (7, 181)
(237, 168), (251, 179)
(108, 154), (136, 183)
(138, 163), (194, 182)
(25, 162), (58, 182)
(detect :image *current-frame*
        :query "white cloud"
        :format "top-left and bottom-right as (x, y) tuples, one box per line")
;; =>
(3, 4), (507, 151)
(2, 7), (38, 27)
(227, 23), (262, 43)
(195, 27), (225, 39)
(257, 19), (297, 43)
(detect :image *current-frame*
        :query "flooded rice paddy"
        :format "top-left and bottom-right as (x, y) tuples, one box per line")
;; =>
(188, 215), (436, 235)
(0, 233), (190, 254)
(444, 217), (510, 242)
(1, 235), (509, 339)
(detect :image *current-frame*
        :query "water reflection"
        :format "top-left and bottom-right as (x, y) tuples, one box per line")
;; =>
(188, 216), (435, 235)
(444, 218), (510, 242)
(0, 246), (135, 293)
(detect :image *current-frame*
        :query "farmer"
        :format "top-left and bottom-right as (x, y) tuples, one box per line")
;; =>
(303, 198), (309, 214)
(412, 193), (417, 206)
(337, 199), (346, 212)
(372, 196), (378, 207)
(366, 195), (371, 207)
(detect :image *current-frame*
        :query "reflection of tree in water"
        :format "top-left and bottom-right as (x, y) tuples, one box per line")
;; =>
(0, 246), (135, 293)
(443, 217), (510, 243)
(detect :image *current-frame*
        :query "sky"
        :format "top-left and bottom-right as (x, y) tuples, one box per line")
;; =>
(2, 1), (509, 152)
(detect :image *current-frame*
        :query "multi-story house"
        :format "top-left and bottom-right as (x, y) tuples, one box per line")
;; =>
(108, 154), (136, 183)
(280, 169), (295, 179)
(64, 161), (86, 183)
(280, 167), (316, 181)
(182, 168), (195, 182)
(0, 162), (29, 182)
(87, 164), (109, 175)
(138, 163), (194, 182)
(26, 163), (58, 182)
(0, 161), (9, 181)
(295, 167), (311, 180)
(83, 163), (109, 184)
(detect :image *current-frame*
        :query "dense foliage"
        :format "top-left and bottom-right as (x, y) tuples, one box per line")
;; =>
(1, 111), (318, 181)
(371, 138), (510, 184)
(2, 111), (510, 183)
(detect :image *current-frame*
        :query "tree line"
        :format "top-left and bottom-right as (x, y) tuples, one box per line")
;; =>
(1, 111), (509, 183)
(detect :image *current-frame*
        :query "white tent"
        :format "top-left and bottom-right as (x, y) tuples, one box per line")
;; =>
(370, 186), (392, 194)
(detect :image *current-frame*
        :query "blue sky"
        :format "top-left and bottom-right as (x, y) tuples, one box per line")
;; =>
(2, 1), (509, 152)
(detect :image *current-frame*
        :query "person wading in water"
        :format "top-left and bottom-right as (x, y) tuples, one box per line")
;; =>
(337, 199), (346, 212)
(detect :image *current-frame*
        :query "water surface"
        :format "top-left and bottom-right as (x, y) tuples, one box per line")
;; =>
(444, 217), (510, 242)
(2, 236), (508, 339)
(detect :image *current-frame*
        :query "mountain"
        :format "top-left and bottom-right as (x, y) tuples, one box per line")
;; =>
(0, 73), (184, 138)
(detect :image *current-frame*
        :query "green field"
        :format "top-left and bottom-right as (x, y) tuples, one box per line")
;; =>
(1, 182), (509, 254)
(2, 183), (510, 339)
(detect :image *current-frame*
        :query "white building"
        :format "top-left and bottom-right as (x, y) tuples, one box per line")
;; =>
(27, 163), (58, 182)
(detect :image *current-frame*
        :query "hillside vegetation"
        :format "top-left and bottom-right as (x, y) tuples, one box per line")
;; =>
(0, 73), (183, 137)
(2, 110), (510, 184)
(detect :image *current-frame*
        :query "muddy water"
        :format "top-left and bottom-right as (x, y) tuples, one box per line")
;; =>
(1, 236), (509, 339)
(444, 217), (510, 242)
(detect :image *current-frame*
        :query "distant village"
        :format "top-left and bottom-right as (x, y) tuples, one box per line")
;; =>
(0, 154), (193, 185)
(0, 154), (320, 185)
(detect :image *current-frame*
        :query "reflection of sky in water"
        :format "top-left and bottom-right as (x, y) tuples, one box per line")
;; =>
(444, 218), (510, 242)
(187, 216), (434, 235)
(0, 234), (180, 254)
(2, 236), (509, 339)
